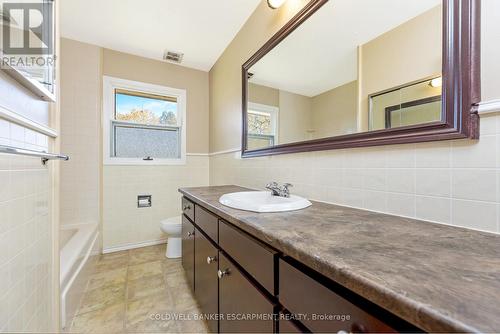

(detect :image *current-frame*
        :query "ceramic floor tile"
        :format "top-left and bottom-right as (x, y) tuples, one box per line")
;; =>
(70, 302), (125, 334)
(170, 280), (198, 312)
(129, 245), (165, 266)
(87, 267), (127, 291)
(162, 258), (183, 274)
(70, 246), (203, 333)
(175, 305), (209, 334)
(128, 260), (163, 281)
(127, 274), (166, 301)
(125, 292), (178, 333)
(77, 283), (126, 315)
(95, 251), (129, 272)
(164, 268), (189, 290)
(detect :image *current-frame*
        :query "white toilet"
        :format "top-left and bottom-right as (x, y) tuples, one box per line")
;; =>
(160, 216), (182, 258)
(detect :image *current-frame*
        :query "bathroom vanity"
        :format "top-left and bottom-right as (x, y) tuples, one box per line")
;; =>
(179, 186), (500, 333)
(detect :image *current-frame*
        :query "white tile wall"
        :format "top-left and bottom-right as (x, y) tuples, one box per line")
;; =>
(0, 120), (53, 332)
(59, 38), (101, 228)
(102, 156), (210, 250)
(210, 113), (500, 235)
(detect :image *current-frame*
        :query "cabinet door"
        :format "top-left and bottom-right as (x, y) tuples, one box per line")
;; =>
(219, 253), (275, 333)
(195, 229), (219, 333)
(279, 259), (396, 333)
(182, 215), (195, 292)
(278, 318), (303, 333)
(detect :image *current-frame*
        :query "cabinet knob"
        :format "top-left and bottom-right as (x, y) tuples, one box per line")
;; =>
(183, 205), (191, 211)
(217, 269), (230, 279)
(187, 231), (194, 237)
(351, 323), (367, 333)
(207, 256), (217, 264)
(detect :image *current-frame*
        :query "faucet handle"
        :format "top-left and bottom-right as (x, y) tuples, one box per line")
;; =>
(280, 183), (293, 198)
(266, 181), (278, 189)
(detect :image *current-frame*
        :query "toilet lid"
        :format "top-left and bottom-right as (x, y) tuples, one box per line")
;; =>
(161, 216), (182, 226)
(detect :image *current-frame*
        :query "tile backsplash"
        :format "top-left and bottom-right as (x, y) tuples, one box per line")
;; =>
(210, 113), (500, 234)
(102, 156), (209, 252)
(0, 119), (53, 332)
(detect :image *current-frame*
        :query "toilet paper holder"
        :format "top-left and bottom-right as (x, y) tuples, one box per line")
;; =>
(138, 195), (152, 208)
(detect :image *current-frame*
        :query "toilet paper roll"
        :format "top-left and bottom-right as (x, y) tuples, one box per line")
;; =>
(138, 198), (150, 206)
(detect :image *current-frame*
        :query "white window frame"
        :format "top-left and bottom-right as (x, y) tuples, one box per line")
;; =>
(247, 102), (279, 145)
(103, 76), (187, 165)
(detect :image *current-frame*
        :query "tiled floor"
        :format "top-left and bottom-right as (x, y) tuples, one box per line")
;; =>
(69, 244), (208, 333)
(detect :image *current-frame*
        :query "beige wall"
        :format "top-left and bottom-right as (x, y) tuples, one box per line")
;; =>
(101, 48), (210, 251)
(311, 81), (358, 138)
(209, 0), (500, 235)
(60, 39), (102, 231)
(209, 0), (311, 152)
(248, 83), (279, 107)
(61, 39), (209, 251)
(278, 90), (312, 143)
(59, 39), (211, 251)
(248, 81), (358, 143)
(482, 0), (500, 101)
(359, 5), (442, 131)
(103, 48), (209, 154)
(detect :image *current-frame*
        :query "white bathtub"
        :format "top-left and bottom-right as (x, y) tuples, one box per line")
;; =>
(60, 223), (99, 329)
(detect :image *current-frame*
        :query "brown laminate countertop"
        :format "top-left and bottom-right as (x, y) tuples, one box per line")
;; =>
(179, 185), (500, 333)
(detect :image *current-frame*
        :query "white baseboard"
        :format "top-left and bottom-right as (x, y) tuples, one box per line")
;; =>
(102, 238), (167, 254)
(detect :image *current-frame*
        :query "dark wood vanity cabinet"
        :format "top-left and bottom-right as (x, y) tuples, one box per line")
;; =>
(181, 214), (195, 292)
(194, 228), (219, 333)
(279, 259), (396, 333)
(278, 314), (302, 334)
(181, 196), (417, 333)
(218, 252), (276, 333)
(219, 220), (277, 295)
(182, 197), (195, 221)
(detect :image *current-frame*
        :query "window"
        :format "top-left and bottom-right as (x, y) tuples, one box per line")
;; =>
(103, 76), (186, 165)
(247, 103), (278, 150)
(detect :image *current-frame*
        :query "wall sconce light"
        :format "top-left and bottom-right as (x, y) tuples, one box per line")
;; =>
(267, 0), (287, 9)
(429, 77), (443, 88)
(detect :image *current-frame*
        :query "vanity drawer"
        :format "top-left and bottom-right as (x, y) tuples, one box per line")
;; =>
(195, 205), (218, 243)
(182, 197), (194, 221)
(279, 259), (396, 333)
(219, 220), (277, 295)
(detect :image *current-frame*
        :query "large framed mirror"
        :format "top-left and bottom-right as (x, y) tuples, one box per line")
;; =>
(242, 0), (480, 157)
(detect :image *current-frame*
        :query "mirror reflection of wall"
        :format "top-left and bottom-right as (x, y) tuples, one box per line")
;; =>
(246, 0), (442, 150)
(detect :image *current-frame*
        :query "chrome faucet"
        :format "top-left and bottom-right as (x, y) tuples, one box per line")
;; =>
(280, 183), (293, 198)
(266, 182), (293, 198)
(266, 182), (280, 196)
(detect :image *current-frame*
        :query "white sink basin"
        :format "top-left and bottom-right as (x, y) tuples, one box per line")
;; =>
(219, 191), (312, 213)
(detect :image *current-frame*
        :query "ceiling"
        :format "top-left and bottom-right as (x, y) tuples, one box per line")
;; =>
(250, 0), (442, 97)
(60, 0), (260, 71)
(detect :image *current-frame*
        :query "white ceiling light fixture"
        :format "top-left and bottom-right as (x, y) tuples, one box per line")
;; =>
(267, 0), (287, 9)
(429, 77), (443, 88)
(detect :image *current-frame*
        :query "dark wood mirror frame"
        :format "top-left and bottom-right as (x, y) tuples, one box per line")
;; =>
(241, 0), (481, 158)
